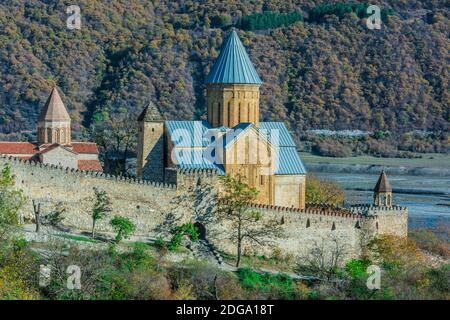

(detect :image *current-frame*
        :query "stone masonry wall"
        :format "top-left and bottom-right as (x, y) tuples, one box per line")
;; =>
(1, 156), (177, 235)
(1, 156), (407, 264)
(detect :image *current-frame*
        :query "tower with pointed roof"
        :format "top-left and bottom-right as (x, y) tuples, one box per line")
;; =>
(136, 102), (165, 181)
(374, 170), (393, 207)
(37, 87), (72, 145)
(206, 30), (262, 128)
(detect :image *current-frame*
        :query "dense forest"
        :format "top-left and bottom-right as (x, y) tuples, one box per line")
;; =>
(0, 0), (448, 158)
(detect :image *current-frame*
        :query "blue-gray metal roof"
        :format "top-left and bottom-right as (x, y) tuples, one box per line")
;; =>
(259, 122), (296, 147)
(166, 121), (211, 147)
(172, 149), (225, 174)
(206, 30), (263, 85)
(217, 123), (253, 149)
(166, 120), (306, 175)
(275, 147), (307, 175)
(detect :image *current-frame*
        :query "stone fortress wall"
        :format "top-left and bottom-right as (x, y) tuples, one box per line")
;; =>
(1, 156), (408, 262)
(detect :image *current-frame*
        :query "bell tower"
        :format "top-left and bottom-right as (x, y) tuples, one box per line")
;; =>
(37, 87), (71, 145)
(136, 102), (165, 182)
(374, 170), (393, 207)
(206, 30), (262, 128)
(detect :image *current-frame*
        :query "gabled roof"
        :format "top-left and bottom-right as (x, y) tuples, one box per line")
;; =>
(217, 123), (254, 149)
(374, 170), (392, 193)
(138, 102), (163, 122)
(275, 147), (307, 175)
(165, 120), (307, 175)
(39, 144), (78, 155)
(78, 160), (103, 172)
(38, 87), (71, 122)
(258, 122), (297, 147)
(71, 142), (100, 154)
(166, 121), (212, 147)
(206, 30), (263, 85)
(0, 142), (39, 155)
(0, 142), (99, 155)
(172, 149), (225, 174)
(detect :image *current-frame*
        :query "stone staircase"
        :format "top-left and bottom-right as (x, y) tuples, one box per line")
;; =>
(187, 239), (224, 266)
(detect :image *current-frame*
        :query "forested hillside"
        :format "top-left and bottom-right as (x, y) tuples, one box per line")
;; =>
(0, 0), (448, 156)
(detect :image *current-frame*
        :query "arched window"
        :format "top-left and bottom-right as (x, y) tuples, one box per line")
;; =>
(331, 222), (336, 231)
(227, 102), (231, 126)
(238, 103), (241, 123)
(60, 129), (65, 143)
(47, 128), (52, 143)
(306, 218), (310, 228)
(218, 103), (222, 124)
(248, 103), (251, 122)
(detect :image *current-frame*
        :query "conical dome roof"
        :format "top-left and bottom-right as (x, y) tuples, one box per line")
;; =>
(38, 87), (71, 121)
(206, 30), (262, 85)
(374, 170), (392, 193)
(138, 102), (163, 122)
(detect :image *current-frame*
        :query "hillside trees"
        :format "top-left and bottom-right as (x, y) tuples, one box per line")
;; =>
(235, 11), (303, 31)
(306, 174), (345, 205)
(0, 0), (448, 156)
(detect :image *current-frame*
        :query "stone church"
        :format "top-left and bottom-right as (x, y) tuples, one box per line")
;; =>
(0, 87), (103, 172)
(137, 30), (307, 209)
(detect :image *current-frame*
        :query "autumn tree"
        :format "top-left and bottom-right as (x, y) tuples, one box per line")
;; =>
(91, 187), (112, 239)
(306, 174), (345, 205)
(216, 174), (282, 267)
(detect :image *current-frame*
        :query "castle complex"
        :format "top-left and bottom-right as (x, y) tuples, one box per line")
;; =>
(136, 31), (306, 209)
(0, 30), (408, 263)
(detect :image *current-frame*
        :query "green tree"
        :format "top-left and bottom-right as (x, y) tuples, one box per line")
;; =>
(210, 14), (232, 28)
(109, 216), (136, 243)
(217, 174), (282, 267)
(0, 164), (25, 240)
(306, 174), (345, 205)
(91, 187), (112, 239)
(236, 11), (303, 31)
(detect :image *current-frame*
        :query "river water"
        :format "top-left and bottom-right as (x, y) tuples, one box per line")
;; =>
(314, 172), (450, 236)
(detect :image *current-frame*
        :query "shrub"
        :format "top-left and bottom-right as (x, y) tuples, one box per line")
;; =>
(346, 259), (371, 279)
(306, 174), (345, 205)
(409, 229), (450, 259)
(110, 216), (136, 243)
(168, 223), (199, 251)
(236, 268), (295, 299)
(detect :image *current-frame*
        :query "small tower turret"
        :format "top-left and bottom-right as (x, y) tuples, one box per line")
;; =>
(374, 170), (393, 207)
(136, 102), (165, 182)
(37, 87), (71, 145)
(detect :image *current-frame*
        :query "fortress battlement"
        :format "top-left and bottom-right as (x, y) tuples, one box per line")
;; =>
(0, 155), (176, 190)
(349, 204), (408, 212)
(246, 202), (378, 220)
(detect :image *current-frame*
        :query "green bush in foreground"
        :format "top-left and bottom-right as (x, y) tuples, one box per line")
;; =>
(169, 223), (199, 251)
(110, 216), (136, 243)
